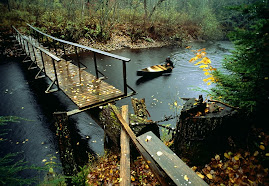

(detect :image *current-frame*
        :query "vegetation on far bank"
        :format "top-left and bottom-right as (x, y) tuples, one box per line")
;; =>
(1, 0), (256, 50)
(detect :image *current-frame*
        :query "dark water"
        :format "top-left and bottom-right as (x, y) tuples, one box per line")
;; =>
(78, 41), (233, 127)
(0, 41), (233, 181)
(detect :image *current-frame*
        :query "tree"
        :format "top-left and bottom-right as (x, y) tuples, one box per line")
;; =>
(211, 0), (269, 122)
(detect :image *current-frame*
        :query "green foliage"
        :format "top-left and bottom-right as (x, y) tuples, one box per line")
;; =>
(1, 0), (253, 43)
(71, 154), (95, 186)
(71, 165), (90, 186)
(211, 0), (269, 114)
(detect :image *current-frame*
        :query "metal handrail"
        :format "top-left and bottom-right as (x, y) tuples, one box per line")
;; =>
(27, 23), (131, 62)
(12, 26), (61, 62)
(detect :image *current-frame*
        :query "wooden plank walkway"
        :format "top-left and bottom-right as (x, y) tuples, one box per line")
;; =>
(137, 131), (208, 185)
(24, 37), (124, 109)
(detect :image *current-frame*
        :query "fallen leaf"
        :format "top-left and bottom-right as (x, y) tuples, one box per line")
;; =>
(260, 145), (265, 150)
(145, 135), (152, 142)
(191, 166), (197, 171)
(184, 175), (189, 181)
(224, 152), (230, 159)
(234, 155), (240, 161)
(196, 172), (205, 179)
(206, 173), (213, 179)
(254, 151), (259, 156)
(215, 154), (220, 161)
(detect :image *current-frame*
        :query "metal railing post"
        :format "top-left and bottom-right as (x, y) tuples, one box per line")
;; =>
(75, 46), (82, 82)
(40, 50), (46, 75)
(51, 58), (59, 89)
(123, 61), (127, 95)
(93, 52), (99, 79)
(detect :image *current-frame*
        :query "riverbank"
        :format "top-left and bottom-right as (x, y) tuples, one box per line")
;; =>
(78, 34), (172, 52)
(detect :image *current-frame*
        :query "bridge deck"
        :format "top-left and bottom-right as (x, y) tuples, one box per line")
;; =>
(26, 39), (123, 109)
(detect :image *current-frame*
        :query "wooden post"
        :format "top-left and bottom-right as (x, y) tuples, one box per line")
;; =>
(110, 104), (168, 186)
(131, 98), (149, 119)
(120, 105), (131, 186)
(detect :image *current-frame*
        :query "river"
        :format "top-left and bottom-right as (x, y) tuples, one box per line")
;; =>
(0, 41), (233, 182)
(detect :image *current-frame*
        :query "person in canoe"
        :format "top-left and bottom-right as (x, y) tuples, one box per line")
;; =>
(165, 57), (174, 68)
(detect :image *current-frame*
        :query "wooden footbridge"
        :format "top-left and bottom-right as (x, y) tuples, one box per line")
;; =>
(12, 24), (136, 115)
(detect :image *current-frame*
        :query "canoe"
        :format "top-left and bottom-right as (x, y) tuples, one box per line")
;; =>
(137, 64), (173, 76)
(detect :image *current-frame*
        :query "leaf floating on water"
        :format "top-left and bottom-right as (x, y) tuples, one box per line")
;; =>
(156, 151), (163, 156)
(184, 175), (189, 181)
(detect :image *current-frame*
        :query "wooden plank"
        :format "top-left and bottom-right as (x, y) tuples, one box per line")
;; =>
(120, 105), (131, 186)
(137, 131), (208, 186)
(110, 104), (169, 186)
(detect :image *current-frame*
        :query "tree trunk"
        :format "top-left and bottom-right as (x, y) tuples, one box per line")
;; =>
(99, 104), (159, 153)
(173, 97), (240, 165)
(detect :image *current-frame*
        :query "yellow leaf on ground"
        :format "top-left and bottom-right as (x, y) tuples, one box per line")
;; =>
(215, 154), (220, 161)
(191, 166), (197, 171)
(196, 172), (205, 179)
(131, 176), (135, 181)
(224, 152), (230, 159)
(260, 145), (265, 150)
(265, 153), (269, 156)
(254, 151), (259, 156)
(234, 155), (240, 161)
(206, 174), (213, 179)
